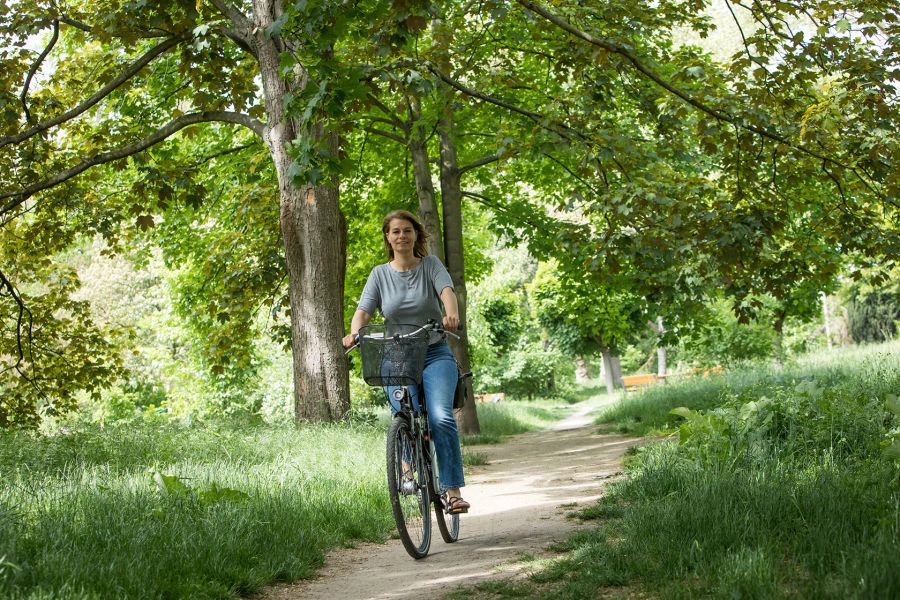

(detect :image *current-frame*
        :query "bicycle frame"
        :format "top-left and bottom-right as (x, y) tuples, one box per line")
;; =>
(390, 386), (442, 503)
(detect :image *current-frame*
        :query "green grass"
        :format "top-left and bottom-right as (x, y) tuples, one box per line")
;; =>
(453, 341), (900, 599)
(476, 401), (569, 434)
(596, 374), (730, 436)
(536, 448), (900, 599)
(0, 421), (394, 599)
(0, 390), (590, 598)
(597, 340), (900, 436)
(461, 396), (583, 446)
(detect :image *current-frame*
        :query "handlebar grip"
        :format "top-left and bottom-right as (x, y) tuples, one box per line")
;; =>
(344, 334), (360, 356)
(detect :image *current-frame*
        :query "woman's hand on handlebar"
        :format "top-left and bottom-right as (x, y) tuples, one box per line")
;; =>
(342, 333), (358, 349)
(344, 309), (371, 349)
(442, 314), (460, 332)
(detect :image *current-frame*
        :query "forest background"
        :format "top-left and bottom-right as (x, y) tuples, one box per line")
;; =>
(1, 2), (899, 598)
(0, 0), (897, 430)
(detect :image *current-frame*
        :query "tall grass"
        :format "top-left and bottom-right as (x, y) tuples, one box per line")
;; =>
(470, 341), (900, 598)
(0, 389), (589, 599)
(463, 401), (570, 444)
(539, 446), (899, 598)
(462, 385), (609, 445)
(0, 421), (393, 599)
(597, 340), (900, 436)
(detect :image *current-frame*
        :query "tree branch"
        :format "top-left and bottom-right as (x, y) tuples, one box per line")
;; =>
(0, 111), (265, 215)
(192, 142), (258, 167)
(210, 0), (253, 31)
(461, 190), (509, 214)
(57, 15), (174, 39)
(21, 19), (60, 124)
(208, 0), (256, 56)
(362, 126), (406, 145)
(0, 32), (190, 149)
(515, 0), (882, 198)
(358, 115), (405, 130)
(459, 152), (505, 176)
(432, 66), (633, 184)
(724, 0), (756, 66)
(366, 93), (408, 130)
(0, 267), (31, 377)
(461, 190), (545, 231)
(57, 16), (93, 33)
(216, 24), (257, 57)
(429, 65), (583, 143)
(541, 152), (605, 197)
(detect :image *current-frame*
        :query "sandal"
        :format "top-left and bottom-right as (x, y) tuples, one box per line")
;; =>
(400, 468), (416, 495)
(445, 495), (470, 514)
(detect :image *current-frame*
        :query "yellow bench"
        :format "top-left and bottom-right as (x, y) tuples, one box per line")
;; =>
(621, 373), (659, 393)
(474, 393), (505, 403)
(622, 366), (723, 393)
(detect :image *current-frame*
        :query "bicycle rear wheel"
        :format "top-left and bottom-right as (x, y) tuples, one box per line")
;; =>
(387, 415), (432, 559)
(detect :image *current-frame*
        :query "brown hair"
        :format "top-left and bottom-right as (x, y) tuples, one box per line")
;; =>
(382, 210), (429, 259)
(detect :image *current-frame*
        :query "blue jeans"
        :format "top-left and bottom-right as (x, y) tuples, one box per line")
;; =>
(388, 341), (465, 492)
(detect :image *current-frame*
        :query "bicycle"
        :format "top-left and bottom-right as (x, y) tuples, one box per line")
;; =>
(347, 321), (472, 559)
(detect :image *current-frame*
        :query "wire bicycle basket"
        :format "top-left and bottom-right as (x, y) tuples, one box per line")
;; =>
(358, 323), (430, 386)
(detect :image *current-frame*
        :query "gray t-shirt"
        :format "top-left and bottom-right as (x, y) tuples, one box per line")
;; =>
(358, 255), (454, 341)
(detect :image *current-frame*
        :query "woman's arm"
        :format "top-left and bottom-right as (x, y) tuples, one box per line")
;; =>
(342, 309), (372, 348)
(439, 287), (460, 331)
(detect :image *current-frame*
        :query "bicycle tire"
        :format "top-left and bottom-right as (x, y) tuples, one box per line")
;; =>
(387, 415), (432, 559)
(434, 495), (460, 543)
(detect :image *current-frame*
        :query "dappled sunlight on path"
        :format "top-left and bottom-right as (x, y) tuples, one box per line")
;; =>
(259, 400), (641, 600)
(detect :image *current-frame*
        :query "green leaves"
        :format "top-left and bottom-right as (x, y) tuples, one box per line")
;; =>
(0, 257), (126, 427)
(669, 405), (733, 462)
(886, 395), (900, 418)
(265, 12), (290, 38)
(530, 260), (644, 355)
(153, 470), (192, 496)
(151, 469), (250, 506)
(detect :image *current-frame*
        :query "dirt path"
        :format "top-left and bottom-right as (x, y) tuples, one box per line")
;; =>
(261, 402), (642, 600)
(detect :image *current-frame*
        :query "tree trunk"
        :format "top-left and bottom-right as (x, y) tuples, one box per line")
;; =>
(839, 306), (853, 346)
(610, 354), (624, 388)
(438, 111), (480, 435)
(407, 97), (445, 262)
(820, 292), (833, 350)
(574, 355), (591, 383)
(280, 173), (350, 420)
(600, 347), (615, 395)
(773, 309), (787, 367)
(656, 316), (667, 383)
(255, 10), (350, 421)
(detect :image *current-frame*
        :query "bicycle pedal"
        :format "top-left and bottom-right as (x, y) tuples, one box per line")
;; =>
(442, 499), (468, 514)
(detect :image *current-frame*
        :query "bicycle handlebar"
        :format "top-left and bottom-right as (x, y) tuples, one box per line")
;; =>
(344, 320), (463, 355)
(399, 320), (463, 340)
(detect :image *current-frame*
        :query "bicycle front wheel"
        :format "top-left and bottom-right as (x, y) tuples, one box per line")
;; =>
(434, 496), (460, 543)
(387, 415), (432, 559)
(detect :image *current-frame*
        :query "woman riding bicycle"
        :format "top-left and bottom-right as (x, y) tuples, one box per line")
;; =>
(341, 209), (470, 514)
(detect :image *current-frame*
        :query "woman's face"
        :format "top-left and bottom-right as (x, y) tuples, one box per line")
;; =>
(386, 218), (417, 255)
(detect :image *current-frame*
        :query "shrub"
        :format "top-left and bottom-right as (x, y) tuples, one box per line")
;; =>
(476, 343), (566, 399)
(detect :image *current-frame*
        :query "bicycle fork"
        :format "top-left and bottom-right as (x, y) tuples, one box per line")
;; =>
(393, 387), (442, 505)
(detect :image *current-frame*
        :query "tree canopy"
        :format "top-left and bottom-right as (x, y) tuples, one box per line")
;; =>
(1, 0), (897, 424)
